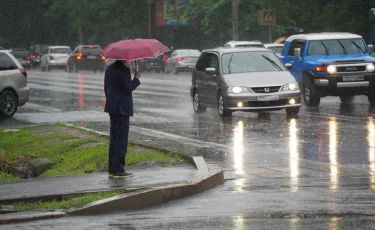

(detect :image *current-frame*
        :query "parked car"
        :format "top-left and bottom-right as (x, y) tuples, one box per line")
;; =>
(67, 45), (105, 73)
(264, 43), (284, 56)
(165, 49), (201, 74)
(0, 50), (30, 117)
(40, 46), (71, 71)
(280, 32), (375, 107)
(224, 40), (265, 48)
(190, 47), (301, 117)
(11, 48), (31, 69)
(29, 44), (50, 68)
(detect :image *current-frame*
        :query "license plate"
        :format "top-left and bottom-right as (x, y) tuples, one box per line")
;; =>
(87, 56), (97, 59)
(257, 95), (280, 101)
(343, 75), (364, 81)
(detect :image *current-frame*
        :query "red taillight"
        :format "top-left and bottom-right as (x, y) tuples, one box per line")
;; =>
(49, 56), (54, 60)
(177, 57), (186, 61)
(20, 69), (27, 78)
(32, 55), (36, 59)
(77, 55), (82, 60)
(100, 55), (105, 60)
(89, 45), (94, 48)
(26, 56), (30, 60)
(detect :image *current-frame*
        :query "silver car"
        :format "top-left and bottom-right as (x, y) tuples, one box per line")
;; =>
(264, 43), (284, 56)
(190, 47), (301, 117)
(165, 49), (201, 74)
(0, 50), (30, 117)
(224, 40), (265, 48)
(40, 46), (71, 71)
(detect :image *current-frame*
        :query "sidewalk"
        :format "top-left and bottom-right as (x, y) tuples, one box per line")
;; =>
(0, 165), (198, 203)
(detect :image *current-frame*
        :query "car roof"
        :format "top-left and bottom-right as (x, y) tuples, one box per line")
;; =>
(286, 32), (362, 42)
(49, 46), (70, 49)
(264, 43), (284, 47)
(203, 47), (272, 55)
(175, 49), (200, 52)
(225, 40), (263, 45)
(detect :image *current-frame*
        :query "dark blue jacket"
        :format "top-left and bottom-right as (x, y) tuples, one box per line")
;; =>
(104, 60), (140, 116)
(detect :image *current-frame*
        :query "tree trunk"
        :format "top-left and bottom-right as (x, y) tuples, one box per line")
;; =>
(79, 25), (83, 44)
(232, 0), (239, 40)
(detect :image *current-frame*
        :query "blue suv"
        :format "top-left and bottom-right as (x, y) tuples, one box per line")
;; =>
(280, 33), (375, 107)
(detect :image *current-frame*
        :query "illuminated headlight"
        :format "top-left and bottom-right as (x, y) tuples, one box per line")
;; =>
(228, 87), (250, 94)
(282, 83), (299, 91)
(366, 63), (375, 72)
(327, 65), (337, 74)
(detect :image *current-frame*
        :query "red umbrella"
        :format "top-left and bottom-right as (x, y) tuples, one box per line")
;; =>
(101, 39), (170, 60)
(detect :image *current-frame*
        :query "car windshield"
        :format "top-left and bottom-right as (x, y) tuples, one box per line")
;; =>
(178, 50), (201, 56)
(308, 38), (366, 55)
(12, 50), (28, 58)
(82, 47), (101, 55)
(51, 48), (70, 54)
(222, 51), (286, 74)
(267, 46), (283, 53)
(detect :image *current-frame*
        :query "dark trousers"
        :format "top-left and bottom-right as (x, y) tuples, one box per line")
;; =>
(108, 113), (130, 174)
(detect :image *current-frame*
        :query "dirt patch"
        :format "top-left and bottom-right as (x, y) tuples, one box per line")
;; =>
(27, 125), (94, 139)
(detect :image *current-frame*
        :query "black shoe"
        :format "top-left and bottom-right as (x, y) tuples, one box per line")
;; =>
(112, 172), (133, 178)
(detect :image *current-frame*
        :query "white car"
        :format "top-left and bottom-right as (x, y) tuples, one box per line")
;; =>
(40, 46), (71, 71)
(264, 43), (284, 56)
(0, 50), (30, 117)
(224, 40), (265, 48)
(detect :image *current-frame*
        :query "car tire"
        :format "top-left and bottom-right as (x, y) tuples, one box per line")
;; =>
(193, 90), (207, 114)
(303, 77), (320, 107)
(286, 107), (300, 118)
(217, 93), (232, 117)
(173, 65), (179, 75)
(340, 96), (355, 104)
(0, 90), (18, 118)
(66, 64), (71, 73)
(164, 66), (169, 74)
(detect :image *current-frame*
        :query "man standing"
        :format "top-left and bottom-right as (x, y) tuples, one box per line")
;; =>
(104, 60), (140, 178)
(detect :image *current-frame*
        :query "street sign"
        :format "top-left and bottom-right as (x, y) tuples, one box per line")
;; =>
(259, 10), (276, 26)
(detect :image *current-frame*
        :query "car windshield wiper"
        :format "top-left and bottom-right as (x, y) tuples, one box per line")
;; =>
(351, 41), (365, 54)
(337, 40), (347, 55)
(262, 55), (283, 71)
(227, 54), (234, 74)
(320, 41), (329, 55)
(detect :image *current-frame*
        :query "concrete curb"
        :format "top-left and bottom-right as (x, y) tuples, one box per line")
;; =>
(0, 211), (66, 225)
(67, 170), (224, 215)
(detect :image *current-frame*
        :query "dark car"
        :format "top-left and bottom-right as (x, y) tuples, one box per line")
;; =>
(66, 45), (105, 73)
(29, 44), (50, 68)
(11, 49), (31, 69)
(141, 56), (165, 73)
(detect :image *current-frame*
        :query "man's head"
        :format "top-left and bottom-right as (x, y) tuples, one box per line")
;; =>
(117, 60), (131, 68)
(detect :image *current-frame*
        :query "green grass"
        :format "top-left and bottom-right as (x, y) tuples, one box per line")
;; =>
(0, 171), (17, 181)
(13, 191), (122, 211)
(0, 126), (186, 180)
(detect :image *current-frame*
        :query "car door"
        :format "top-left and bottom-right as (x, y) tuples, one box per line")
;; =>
(286, 39), (306, 83)
(205, 52), (220, 105)
(194, 52), (210, 105)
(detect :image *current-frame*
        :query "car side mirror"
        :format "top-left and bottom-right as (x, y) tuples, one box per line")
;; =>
(368, 45), (374, 54)
(285, 63), (293, 70)
(205, 67), (216, 75)
(294, 48), (301, 58)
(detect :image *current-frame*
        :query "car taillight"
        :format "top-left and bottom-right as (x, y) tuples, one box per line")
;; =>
(77, 55), (82, 60)
(20, 69), (27, 78)
(49, 56), (54, 60)
(177, 57), (186, 61)
(100, 55), (105, 60)
(26, 56), (30, 60)
(32, 55), (36, 59)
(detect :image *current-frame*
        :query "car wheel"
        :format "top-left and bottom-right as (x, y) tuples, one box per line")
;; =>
(173, 65), (179, 75)
(66, 64), (71, 73)
(40, 62), (44, 72)
(193, 90), (207, 114)
(0, 90), (18, 118)
(217, 93), (232, 117)
(286, 107), (300, 118)
(340, 96), (355, 104)
(303, 78), (320, 107)
(164, 66), (169, 74)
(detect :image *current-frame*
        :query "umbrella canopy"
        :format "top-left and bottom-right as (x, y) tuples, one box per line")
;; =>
(101, 39), (170, 60)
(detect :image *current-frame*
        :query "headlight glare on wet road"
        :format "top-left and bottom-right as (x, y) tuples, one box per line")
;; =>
(327, 65), (337, 74)
(228, 87), (249, 94)
(366, 63), (375, 72)
(282, 83), (299, 91)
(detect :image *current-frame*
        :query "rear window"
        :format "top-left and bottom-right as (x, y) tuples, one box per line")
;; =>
(12, 50), (29, 58)
(0, 53), (18, 71)
(178, 50), (201, 56)
(82, 46), (101, 55)
(51, 48), (71, 54)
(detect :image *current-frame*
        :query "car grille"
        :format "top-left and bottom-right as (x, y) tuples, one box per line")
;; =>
(248, 99), (288, 107)
(336, 65), (366, 73)
(251, 86), (281, 93)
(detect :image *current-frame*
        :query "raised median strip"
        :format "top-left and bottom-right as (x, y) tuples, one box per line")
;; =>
(0, 211), (66, 225)
(67, 170), (224, 216)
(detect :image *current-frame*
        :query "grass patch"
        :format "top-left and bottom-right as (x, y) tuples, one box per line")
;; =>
(0, 126), (187, 180)
(13, 191), (122, 211)
(0, 171), (17, 181)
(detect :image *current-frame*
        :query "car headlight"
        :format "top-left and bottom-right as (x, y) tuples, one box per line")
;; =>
(227, 87), (250, 94)
(327, 65), (337, 74)
(282, 83), (299, 91)
(367, 63), (375, 72)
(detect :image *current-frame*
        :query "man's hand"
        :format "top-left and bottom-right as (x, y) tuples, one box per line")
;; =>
(135, 71), (141, 78)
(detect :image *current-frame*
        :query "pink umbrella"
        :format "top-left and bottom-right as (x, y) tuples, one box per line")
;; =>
(101, 39), (170, 61)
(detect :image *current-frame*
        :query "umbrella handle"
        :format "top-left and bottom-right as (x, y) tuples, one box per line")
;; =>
(135, 60), (139, 73)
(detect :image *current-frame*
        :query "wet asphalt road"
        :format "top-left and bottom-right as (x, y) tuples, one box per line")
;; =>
(2, 69), (375, 229)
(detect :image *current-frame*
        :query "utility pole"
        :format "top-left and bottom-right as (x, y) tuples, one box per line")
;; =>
(148, 3), (152, 38)
(232, 0), (239, 40)
(78, 25), (83, 44)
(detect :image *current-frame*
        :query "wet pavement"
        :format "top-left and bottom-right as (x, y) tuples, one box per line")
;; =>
(2, 69), (375, 229)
